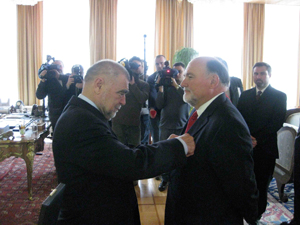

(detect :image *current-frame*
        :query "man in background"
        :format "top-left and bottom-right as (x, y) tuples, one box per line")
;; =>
(36, 60), (83, 130)
(237, 62), (287, 223)
(155, 62), (189, 191)
(112, 56), (149, 148)
(52, 59), (195, 224)
(165, 57), (258, 224)
(216, 57), (243, 106)
(147, 55), (166, 143)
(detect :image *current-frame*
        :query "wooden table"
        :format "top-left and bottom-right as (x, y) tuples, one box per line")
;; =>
(0, 120), (50, 200)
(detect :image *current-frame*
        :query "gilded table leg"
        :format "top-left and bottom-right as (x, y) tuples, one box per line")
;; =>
(23, 143), (35, 200)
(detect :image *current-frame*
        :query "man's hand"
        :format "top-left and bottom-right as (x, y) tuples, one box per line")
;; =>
(39, 70), (47, 82)
(168, 133), (195, 157)
(76, 82), (83, 89)
(171, 77), (180, 89)
(66, 74), (75, 89)
(251, 136), (257, 148)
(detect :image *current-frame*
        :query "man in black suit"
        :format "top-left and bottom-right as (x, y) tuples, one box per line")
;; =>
(52, 59), (195, 225)
(165, 57), (259, 224)
(237, 62), (287, 222)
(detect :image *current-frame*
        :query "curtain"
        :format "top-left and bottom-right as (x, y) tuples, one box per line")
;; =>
(89, 0), (118, 65)
(242, 3), (265, 90)
(155, 0), (193, 64)
(17, 1), (43, 105)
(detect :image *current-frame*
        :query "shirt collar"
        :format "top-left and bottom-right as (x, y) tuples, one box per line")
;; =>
(256, 84), (269, 95)
(195, 92), (223, 118)
(78, 94), (100, 111)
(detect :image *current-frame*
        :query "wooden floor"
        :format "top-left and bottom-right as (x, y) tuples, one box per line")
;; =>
(135, 178), (167, 225)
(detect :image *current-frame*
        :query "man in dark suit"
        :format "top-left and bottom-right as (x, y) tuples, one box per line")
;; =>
(147, 55), (166, 143)
(165, 57), (259, 224)
(229, 76), (243, 106)
(52, 59), (195, 225)
(237, 62), (287, 222)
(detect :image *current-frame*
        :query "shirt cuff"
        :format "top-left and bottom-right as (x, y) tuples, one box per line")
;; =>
(175, 137), (188, 155)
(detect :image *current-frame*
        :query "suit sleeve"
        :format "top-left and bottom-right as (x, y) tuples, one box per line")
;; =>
(54, 110), (187, 181)
(36, 80), (48, 99)
(207, 116), (258, 223)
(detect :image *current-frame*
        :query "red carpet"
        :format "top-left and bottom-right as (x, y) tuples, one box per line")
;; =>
(0, 141), (57, 225)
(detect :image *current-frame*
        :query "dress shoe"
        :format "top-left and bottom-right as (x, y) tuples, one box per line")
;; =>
(158, 181), (168, 192)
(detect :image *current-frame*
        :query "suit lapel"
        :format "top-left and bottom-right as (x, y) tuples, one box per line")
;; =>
(187, 93), (227, 136)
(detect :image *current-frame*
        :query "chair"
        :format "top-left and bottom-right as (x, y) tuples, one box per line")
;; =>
(38, 183), (65, 225)
(273, 108), (300, 202)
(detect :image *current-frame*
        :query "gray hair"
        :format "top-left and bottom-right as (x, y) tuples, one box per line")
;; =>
(84, 59), (130, 83)
(206, 59), (230, 87)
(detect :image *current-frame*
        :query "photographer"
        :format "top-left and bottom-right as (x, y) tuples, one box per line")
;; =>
(36, 60), (82, 131)
(112, 56), (149, 151)
(155, 62), (190, 191)
(64, 64), (84, 102)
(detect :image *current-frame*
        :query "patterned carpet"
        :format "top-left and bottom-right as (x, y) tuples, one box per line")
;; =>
(0, 142), (295, 225)
(259, 179), (294, 224)
(0, 142), (58, 225)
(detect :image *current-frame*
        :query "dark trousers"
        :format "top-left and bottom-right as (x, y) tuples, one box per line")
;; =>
(253, 152), (276, 218)
(149, 114), (160, 143)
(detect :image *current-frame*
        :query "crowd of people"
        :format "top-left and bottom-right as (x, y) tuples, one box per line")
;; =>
(36, 54), (298, 225)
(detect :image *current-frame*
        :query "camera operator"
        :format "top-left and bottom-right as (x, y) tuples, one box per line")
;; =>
(155, 62), (190, 191)
(36, 60), (82, 131)
(112, 56), (149, 150)
(64, 64), (84, 101)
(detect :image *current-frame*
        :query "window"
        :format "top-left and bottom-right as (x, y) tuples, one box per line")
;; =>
(117, 0), (155, 75)
(0, 1), (18, 104)
(264, 4), (300, 109)
(43, 0), (90, 75)
(193, 2), (244, 79)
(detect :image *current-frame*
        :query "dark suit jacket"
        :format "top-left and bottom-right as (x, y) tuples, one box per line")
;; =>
(165, 93), (258, 225)
(237, 85), (287, 158)
(229, 76), (243, 107)
(53, 96), (186, 225)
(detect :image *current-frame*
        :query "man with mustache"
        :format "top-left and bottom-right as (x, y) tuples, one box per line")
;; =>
(237, 62), (287, 223)
(165, 57), (259, 224)
(52, 59), (195, 225)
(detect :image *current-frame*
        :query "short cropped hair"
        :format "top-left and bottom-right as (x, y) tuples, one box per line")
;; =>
(129, 56), (142, 64)
(84, 59), (130, 83)
(206, 59), (230, 87)
(173, 62), (185, 68)
(253, 62), (272, 74)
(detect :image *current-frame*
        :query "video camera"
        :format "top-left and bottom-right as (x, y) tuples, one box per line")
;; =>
(38, 55), (60, 80)
(118, 58), (141, 80)
(71, 64), (83, 84)
(155, 61), (178, 87)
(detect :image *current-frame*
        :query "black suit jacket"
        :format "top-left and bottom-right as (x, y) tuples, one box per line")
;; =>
(229, 76), (243, 107)
(165, 93), (258, 225)
(53, 96), (186, 225)
(237, 85), (287, 158)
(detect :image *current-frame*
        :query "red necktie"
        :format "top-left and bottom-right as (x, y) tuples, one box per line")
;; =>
(185, 111), (198, 133)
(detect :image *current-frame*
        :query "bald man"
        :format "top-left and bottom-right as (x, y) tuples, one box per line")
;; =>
(52, 59), (195, 225)
(165, 57), (258, 225)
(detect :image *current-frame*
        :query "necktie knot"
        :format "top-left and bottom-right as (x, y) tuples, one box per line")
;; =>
(185, 111), (198, 133)
(256, 91), (262, 100)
